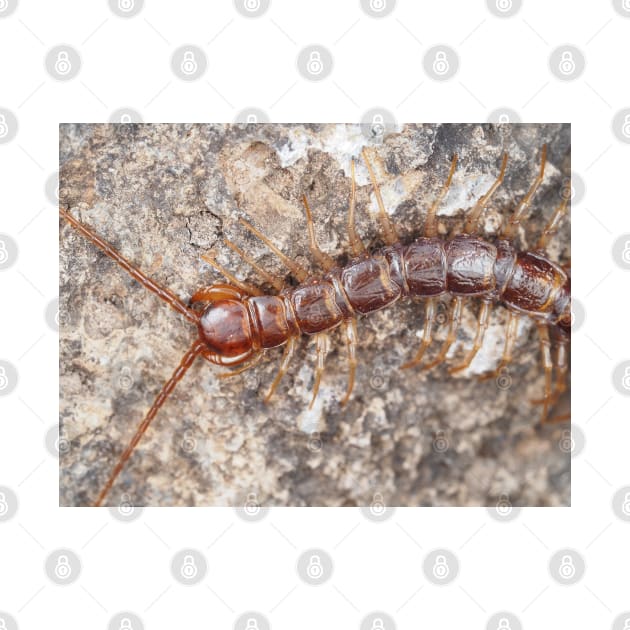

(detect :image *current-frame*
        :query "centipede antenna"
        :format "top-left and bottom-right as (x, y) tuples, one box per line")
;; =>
(361, 147), (399, 245)
(94, 339), (205, 506)
(201, 252), (263, 296)
(60, 207), (198, 324)
(223, 237), (284, 291)
(425, 153), (458, 238)
(238, 218), (309, 282)
(503, 144), (547, 240)
(464, 152), (508, 235)
(302, 194), (335, 271)
(347, 158), (367, 256)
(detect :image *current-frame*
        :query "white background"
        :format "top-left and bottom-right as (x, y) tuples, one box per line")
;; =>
(1, 0), (630, 628)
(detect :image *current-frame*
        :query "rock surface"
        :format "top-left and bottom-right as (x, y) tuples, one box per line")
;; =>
(59, 123), (571, 507)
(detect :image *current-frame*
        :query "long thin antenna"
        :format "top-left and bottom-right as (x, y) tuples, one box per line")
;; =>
(94, 339), (205, 506)
(60, 207), (198, 324)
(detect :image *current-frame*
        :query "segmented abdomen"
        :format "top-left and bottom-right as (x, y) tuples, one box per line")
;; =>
(245, 235), (570, 346)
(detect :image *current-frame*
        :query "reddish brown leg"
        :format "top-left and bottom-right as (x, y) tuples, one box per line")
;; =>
(94, 339), (205, 506)
(239, 218), (309, 282)
(264, 337), (297, 403)
(60, 207), (198, 324)
(401, 298), (436, 369)
(190, 283), (250, 306)
(309, 333), (330, 409)
(425, 153), (458, 238)
(449, 299), (492, 373)
(464, 153), (508, 235)
(216, 352), (263, 378)
(303, 194), (335, 271)
(201, 252), (263, 296)
(340, 318), (358, 406)
(533, 324), (553, 423)
(347, 158), (367, 257)
(422, 297), (464, 371)
(536, 195), (570, 250)
(223, 238), (284, 291)
(362, 147), (399, 245)
(503, 144), (547, 239)
(480, 310), (519, 380)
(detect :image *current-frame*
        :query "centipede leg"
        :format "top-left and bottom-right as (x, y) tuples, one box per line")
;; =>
(309, 333), (330, 409)
(533, 324), (553, 422)
(503, 144), (547, 239)
(302, 194), (335, 271)
(347, 158), (367, 257)
(480, 310), (519, 381)
(340, 318), (358, 406)
(425, 153), (458, 238)
(216, 352), (264, 378)
(264, 337), (297, 403)
(449, 299), (491, 373)
(422, 297), (464, 371)
(536, 195), (570, 250)
(222, 238), (284, 291)
(239, 218), (309, 282)
(361, 147), (399, 245)
(401, 298), (436, 370)
(464, 153), (508, 234)
(201, 253), (263, 296)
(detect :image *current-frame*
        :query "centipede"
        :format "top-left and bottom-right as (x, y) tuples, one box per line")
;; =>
(60, 131), (571, 507)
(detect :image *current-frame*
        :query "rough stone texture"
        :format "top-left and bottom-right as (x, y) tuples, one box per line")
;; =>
(59, 123), (571, 507)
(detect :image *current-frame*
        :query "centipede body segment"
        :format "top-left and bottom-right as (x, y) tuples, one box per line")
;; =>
(60, 137), (570, 506)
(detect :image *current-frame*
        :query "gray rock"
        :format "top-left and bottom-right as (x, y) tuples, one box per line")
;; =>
(59, 123), (570, 507)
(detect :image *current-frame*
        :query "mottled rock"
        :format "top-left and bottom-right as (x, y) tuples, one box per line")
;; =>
(59, 123), (570, 507)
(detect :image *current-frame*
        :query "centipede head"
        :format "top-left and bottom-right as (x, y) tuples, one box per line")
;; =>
(191, 283), (257, 366)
